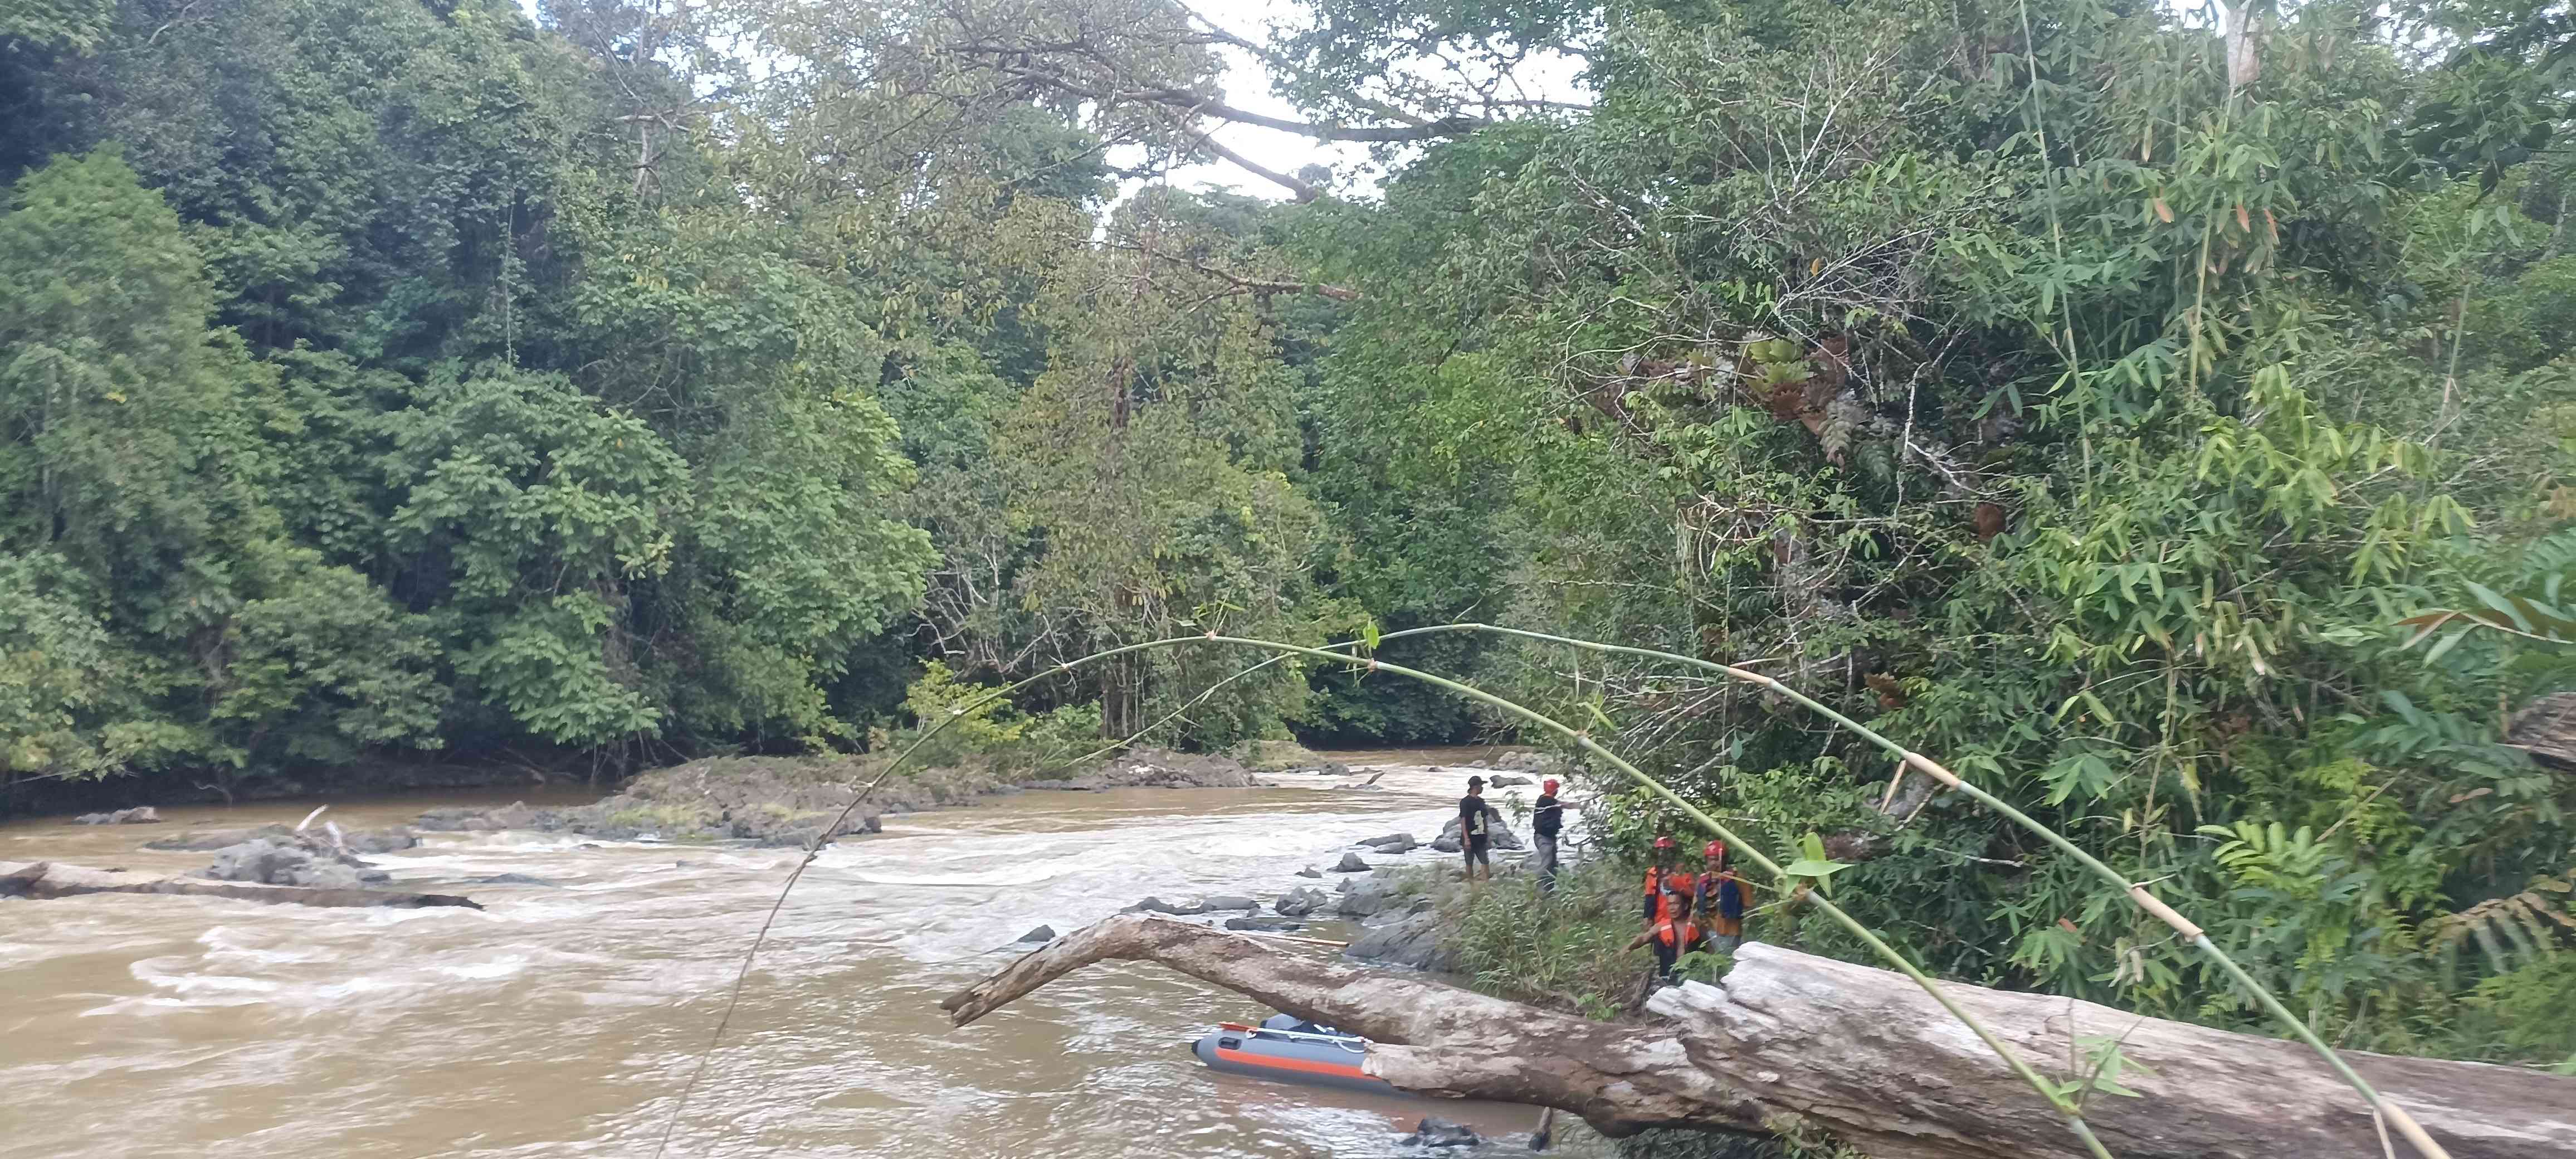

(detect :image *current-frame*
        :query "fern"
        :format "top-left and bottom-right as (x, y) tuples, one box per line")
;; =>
(2432, 867), (2575, 972)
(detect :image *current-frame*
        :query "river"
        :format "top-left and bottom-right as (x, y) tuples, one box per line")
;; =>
(1, 750), (1602, 1158)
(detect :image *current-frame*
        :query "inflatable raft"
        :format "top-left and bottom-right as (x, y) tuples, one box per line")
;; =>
(1188, 1014), (1394, 1094)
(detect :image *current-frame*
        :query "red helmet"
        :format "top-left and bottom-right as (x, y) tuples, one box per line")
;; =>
(1703, 840), (1726, 860)
(1541, 778), (1559, 793)
(1652, 835), (1677, 851)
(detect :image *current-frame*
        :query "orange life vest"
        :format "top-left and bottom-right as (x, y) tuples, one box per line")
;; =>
(1642, 867), (1696, 925)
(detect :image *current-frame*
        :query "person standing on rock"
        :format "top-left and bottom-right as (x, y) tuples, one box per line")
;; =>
(1458, 776), (1493, 883)
(1531, 778), (1564, 893)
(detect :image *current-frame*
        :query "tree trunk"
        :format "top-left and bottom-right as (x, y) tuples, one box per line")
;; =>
(941, 914), (2574, 1159)
(0, 860), (481, 910)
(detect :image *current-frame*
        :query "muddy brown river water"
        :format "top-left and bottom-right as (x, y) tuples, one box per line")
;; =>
(1, 751), (1604, 1158)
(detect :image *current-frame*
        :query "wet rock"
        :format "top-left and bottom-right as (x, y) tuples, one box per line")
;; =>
(145, 824), (297, 851)
(1295, 866), (1323, 879)
(412, 802), (547, 833)
(339, 826), (421, 854)
(202, 838), (369, 890)
(1225, 916), (1307, 932)
(1401, 1117), (1481, 1148)
(1017, 924), (1057, 943)
(1346, 913), (1453, 971)
(73, 807), (163, 825)
(474, 873), (557, 887)
(1436, 811), (1524, 851)
(1333, 851), (1372, 873)
(1274, 887), (1330, 918)
(1203, 895), (1259, 911)
(1120, 896), (1209, 917)
(1487, 773), (1529, 787)
(1355, 832), (1415, 851)
(1336, 874), (1402, 918)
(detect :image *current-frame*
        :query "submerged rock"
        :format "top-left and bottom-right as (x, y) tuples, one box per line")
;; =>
(1333, 852), (1371, 873)
(73, 807), (163, 825)
(1203, 895), (1258, 911)
(1017, 924), (1057, 943)
(1487, 773), (1529, 787)
(1120, 896), (1209, 917)
(1223, 916), (1307, 932)
(145, 824), (297, 851)
(474, 873), (556, 887)
(1295, 866), (1323, 879)
(1401, 1117), (1481, 1148)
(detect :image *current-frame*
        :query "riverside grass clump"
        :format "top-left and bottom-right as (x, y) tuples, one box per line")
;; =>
(1450, 863), (1675, 1021)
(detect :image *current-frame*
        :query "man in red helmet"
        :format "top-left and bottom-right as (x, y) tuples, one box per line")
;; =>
(1531, 777), (1564, 892)
(1695, 840), (1753, 954)
(1628, 836), (1697, 982)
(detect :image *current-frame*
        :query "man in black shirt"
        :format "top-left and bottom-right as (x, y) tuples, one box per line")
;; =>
(1458, 776), (1492, 882)
(1531, 777), (1563, 892)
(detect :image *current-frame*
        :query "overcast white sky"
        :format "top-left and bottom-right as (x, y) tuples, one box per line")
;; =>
(517, 0), (1581, 202)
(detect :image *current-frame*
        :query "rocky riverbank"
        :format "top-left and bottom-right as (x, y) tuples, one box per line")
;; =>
(407, 748), (1272, 847)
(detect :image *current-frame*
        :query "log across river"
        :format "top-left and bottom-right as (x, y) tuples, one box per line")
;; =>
(0, 750), (1582, 1159)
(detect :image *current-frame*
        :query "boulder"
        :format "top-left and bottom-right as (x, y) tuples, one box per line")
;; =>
(1119, 896), (1209, 917)
(1400, 1117), (1482, 1148)
(1436, 811), (1524, 851)
(1274, 886), (1330, 918)
(1333, 851), (1371, 873)
(1223, 917), (1309, 932)
(202, 839), (369, 891)
(73, 807), (163, 825)
(1487, 773), (1528, 787)
(1203, 895), (1259, 912)
(1356, 832), (1409, 848)
(145, 825), (297, 851)
(339, 826), (422, 854)
(1344, 912), (1452, 971)
(1017, 925), (1057, 944)
(1295, 866), (1323, 879)
(1336, 874), (1402, 918)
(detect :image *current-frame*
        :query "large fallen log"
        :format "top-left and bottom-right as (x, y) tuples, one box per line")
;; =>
(941, 914), (2574, 1159)
(0, 860), (481, 910)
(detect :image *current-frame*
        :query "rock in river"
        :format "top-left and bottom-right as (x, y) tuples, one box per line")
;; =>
(1295, 866), (1323, 879)
(1017, 925), (1057, 943)
(1120, 895), (1208, 916)
(73, 807), (163, 825)
(1273, 886), (1330, 917)
(1435, 811), (1524, 851)
(1345, 912), (1453, 971)
(1401, 1117), (1481, 1148)
(1332, 851), (1371, 873)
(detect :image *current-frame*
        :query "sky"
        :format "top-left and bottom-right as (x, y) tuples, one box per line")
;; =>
(513, 0), (1582, 203)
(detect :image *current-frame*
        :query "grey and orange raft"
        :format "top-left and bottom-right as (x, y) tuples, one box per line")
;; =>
(1188, 1014), (1394, 1094)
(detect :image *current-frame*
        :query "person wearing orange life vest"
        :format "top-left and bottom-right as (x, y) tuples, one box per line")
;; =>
(1694, 840), (1753, 954)
(1627, 836), (1698, 981)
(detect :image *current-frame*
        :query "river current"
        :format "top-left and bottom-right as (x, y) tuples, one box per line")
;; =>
(1, 750), (1599, 1158)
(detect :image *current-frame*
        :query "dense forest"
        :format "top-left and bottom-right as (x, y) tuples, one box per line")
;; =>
(3, 0), (2573, 1068)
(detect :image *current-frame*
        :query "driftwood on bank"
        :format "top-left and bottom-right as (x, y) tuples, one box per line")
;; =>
(941, 914), (2574, 1159)
(0, 860), (481, 910)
